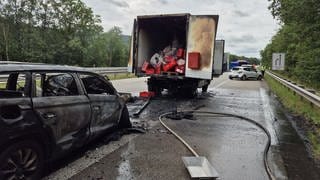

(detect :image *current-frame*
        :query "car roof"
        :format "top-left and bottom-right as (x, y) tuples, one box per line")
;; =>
(0, 62), (89, 73)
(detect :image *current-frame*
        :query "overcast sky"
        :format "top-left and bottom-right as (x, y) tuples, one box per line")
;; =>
(82, 0), (279, 58)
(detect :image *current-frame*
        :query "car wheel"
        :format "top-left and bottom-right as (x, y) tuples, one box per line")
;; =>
(229, 76), (233, 80)
(118, 105), (132, 129)
(241, 75), (246, 81)
(0, 140), (44, 180)
(257, 75), (262, 80)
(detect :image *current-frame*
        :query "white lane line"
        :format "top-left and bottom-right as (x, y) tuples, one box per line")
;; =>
(44, 134), (138, 180)
(213, 80), (228, 89)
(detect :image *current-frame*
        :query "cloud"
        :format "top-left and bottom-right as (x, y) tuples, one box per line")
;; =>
(108, 0), (129, 8)
(82, 0), (279, 58)
(229, 34), (257, 43)
(157, 0), (168, 5)
(233, 10), (250, 17)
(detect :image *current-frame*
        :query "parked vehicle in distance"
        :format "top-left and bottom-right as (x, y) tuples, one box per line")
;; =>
(241, 64), (257, 70)
(0, 62), (131, 180)
(229, 60), (249, 70)
(229, 66), (262, 80)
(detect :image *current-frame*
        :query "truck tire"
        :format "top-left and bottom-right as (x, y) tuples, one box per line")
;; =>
(183, 87), (197, 98)
(202, 84), (209, 92)
(118, 105), (132, 129)
(0, 140), (44, 180)
(147, 79), (161, 96)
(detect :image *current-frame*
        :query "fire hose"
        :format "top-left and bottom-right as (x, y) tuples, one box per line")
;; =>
(159, 110), (276, 180)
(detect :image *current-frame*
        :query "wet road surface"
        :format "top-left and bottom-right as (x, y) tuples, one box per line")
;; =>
(44, 74), (320, 180)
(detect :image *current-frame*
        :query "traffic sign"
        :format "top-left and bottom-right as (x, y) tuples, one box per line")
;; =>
(272, 53), (285, 70)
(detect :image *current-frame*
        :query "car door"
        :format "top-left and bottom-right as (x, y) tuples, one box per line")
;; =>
(249, 67), (258, 78)
(243, 67), (252, 78)
(32, 72), (91, 151)
(78, 73), (122, 137)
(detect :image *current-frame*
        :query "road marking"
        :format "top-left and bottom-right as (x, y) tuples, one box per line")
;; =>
(44, 134), (138, 180)
(213, 80), (228, 89)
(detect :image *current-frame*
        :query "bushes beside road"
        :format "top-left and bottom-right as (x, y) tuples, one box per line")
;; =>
(261, 0), (320, 92)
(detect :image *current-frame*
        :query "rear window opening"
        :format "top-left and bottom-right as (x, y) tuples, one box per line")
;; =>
(0, 73), (27, 98)
(136, 15), (188, 74)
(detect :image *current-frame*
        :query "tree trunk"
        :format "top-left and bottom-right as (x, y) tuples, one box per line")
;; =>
(2, 24), (9, 61)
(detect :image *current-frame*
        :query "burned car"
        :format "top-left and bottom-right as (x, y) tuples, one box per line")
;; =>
(0, 63), (131, 179)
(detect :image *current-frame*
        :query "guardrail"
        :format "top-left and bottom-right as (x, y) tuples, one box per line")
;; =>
(0, 67), (129, 82)
(266, 71), (320, 108)
(85, 67), (128, 75)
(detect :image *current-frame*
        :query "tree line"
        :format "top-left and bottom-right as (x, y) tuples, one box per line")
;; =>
(229, 53), (260, 65)
(261, 0), (320, 90)
(0, 0), (129, 67)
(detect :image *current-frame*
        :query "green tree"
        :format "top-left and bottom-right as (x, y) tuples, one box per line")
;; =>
(0, 0), (103, 65)
(85, 26), (129, 67)
(261, 0), (320, 90)
(229, 53), (260, 65)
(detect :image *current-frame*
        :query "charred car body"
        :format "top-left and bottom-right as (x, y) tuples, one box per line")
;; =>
(128, 13), (225, 96)
(0, 63), (131, 179)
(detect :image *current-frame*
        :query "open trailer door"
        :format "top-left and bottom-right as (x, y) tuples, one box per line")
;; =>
(185, 15), (219, 80)
(213, 40), (225, 76)
(128, 19), (137, 73)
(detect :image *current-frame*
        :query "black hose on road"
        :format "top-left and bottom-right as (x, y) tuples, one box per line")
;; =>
(159, 110), (276, 180)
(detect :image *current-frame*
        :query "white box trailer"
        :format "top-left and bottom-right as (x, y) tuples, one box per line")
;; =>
(128, 13), (224, 96)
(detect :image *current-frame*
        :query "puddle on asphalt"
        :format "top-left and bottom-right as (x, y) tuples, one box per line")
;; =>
(260, 87), (279, 145)
(126, 86), (319, 179)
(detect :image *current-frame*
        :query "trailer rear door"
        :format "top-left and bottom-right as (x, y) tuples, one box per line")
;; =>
(128, 19), (137, 73)
(185, 15), (219, 80)
(213, 40), (225, 75)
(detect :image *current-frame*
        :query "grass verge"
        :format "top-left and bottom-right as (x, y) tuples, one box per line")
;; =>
(265, 73), (320, 159)
(106, 73), (136, 80)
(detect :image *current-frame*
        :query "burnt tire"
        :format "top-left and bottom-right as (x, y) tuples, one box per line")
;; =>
(118, 105), (132, 129)
(0, 140), (44, 180)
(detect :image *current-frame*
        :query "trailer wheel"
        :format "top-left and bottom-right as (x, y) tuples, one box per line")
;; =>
(182, 87), (197, 98)
(148, 84), (161, 96)
(147, 79), (161, 96)
(202, 85), (209, 92)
